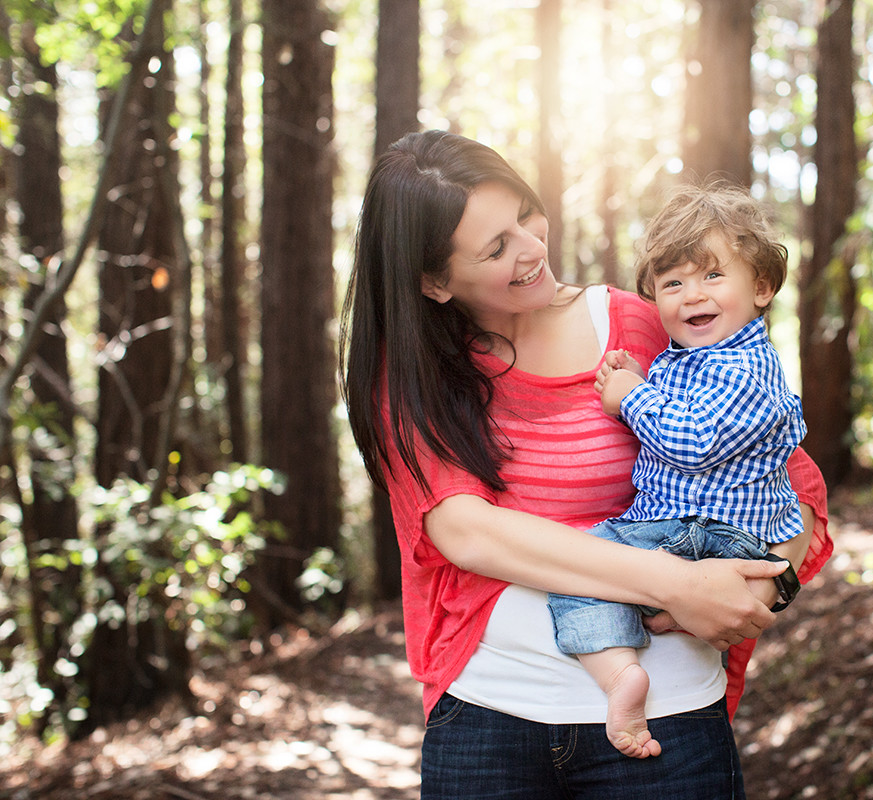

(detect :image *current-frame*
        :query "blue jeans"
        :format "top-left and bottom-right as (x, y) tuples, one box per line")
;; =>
(421, 694), (745, 799)
(547, 516), (768, 655)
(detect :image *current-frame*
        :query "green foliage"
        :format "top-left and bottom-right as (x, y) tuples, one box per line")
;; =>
(296, 546), (345, 606)
(851, 208), (873, 467)
(0, 464), (285, 748)
(6, 0), (149, 87)
(81, 463), (284, 643)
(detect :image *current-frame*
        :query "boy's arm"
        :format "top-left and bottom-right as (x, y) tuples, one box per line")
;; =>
(619, 364), (796, 473)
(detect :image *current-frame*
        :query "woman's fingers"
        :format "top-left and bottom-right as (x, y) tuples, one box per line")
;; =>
(663, 557), (777, 650)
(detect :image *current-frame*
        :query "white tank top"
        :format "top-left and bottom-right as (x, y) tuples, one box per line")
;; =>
(447, 285), (727, 723)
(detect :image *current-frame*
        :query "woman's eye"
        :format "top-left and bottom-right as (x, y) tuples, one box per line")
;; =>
(519, 206), (534, 222)
(489, 239), (507, 259)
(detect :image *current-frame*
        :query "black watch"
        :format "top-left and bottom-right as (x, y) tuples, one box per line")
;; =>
(762, 552), (800, 611)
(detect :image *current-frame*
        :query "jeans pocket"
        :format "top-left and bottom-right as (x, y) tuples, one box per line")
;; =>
(426, 693), (466, 729)
(671, 698), (726, 720)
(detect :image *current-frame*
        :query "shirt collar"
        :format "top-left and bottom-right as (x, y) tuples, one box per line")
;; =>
(667, 315), (768, 354)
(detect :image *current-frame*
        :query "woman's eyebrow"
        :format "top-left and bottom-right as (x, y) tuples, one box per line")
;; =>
(472, 197), (526, 259)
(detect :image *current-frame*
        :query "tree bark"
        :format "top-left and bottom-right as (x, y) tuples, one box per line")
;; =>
(596, 0), (620, 286)
(260, 0), (341, 624)
(537, 0), (564, 277)
(798, 0), (858, 488)
(95, 11), (176, 486)
(370, 0), (420, 602)
(682, 0), (754, 186)
(221, 0), (249, 464)
(86, 0), (191, 733)
(375, 0), (419, 155)
(14, 19), (81, 731)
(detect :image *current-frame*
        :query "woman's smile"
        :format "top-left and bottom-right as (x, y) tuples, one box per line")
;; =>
(511, 259), (546, 287)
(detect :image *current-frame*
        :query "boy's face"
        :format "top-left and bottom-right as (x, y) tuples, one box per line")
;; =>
(653, 232), (776, 348)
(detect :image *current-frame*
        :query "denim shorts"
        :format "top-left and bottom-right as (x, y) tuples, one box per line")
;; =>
(421, 694), (745, 799)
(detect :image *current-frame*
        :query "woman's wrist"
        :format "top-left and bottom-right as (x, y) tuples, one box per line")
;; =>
(637, 548), (692, 610)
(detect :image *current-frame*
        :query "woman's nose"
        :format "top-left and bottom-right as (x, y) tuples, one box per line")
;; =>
(520, 218), (548, 254)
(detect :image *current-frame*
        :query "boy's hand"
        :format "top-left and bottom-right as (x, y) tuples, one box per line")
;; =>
(595, 351), (646, 416)
(607, 349), (646, 378)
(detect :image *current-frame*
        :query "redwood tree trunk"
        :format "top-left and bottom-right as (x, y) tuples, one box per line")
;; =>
(537, 0), (564, 276)
(15, 20), (80, 731)
(221, 0), (249, 463)
(682, 0), (754, 186)
(798, 0), (858, 489)
(95, 22), (176, 486)
(260, 0), (341, 624)
(596, 0), (620, 286)
(371, 0), (420, 602)
(87, 0), (190, 732)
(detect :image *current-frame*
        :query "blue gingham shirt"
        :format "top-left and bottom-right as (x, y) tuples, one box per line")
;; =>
(619, 316), (806, 543)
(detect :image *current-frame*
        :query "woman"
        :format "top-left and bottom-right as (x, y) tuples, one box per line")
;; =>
(340, 130), (831, 799)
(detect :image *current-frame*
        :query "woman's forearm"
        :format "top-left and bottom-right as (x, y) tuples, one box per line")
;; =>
(424, 493), (784, 649)
(747, 502), (814, 608)
(427, 494), (676, 603)
(767, 503), (813, 570)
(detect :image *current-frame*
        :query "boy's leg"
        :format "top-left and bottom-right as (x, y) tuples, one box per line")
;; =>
(576, 646), (661, 760)
(692, 519), (768, 560)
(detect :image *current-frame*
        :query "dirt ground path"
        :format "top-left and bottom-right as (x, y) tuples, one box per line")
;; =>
(3, 487), (872, 800)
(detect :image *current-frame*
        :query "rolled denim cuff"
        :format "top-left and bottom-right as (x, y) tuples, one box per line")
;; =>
(548, 594), (650, 655)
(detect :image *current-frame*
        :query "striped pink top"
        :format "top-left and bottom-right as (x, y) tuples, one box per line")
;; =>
(384, 288), (669, 718)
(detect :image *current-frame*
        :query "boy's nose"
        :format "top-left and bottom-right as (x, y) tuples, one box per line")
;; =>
(684, 282), (707, 302)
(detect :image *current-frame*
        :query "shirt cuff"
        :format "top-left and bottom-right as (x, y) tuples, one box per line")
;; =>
(619, 381), (662, 425)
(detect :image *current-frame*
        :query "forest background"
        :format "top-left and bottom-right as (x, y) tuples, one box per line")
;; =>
(1, 0), (873, 796)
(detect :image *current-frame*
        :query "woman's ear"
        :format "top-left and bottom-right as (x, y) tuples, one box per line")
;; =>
(421, 274), (452, 304)
(754, 277), (777, 310)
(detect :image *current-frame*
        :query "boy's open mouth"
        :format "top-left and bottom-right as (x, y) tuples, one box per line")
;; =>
(687, 314), (716, 327)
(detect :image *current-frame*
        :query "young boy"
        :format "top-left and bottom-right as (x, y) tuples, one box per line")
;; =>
(547, 184), (807, 759)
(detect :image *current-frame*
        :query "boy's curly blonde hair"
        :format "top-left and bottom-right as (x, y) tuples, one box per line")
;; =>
(635, 183), (788, 312)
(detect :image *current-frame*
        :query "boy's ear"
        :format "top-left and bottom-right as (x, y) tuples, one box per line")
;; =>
(754, 277), (777, 310)
(421, 274), (452, 303)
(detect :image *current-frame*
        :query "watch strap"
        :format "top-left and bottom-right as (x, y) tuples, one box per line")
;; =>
(762, 552), (800, 611)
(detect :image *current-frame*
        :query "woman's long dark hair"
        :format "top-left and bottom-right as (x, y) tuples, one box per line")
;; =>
(339, 131), (545, 495)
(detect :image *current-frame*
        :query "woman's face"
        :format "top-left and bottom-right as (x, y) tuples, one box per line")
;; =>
(422, 182), (556, 330)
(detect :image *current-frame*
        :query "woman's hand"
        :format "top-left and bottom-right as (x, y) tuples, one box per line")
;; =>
(647, 503), (815, 638)
(652, 556), (786, 650)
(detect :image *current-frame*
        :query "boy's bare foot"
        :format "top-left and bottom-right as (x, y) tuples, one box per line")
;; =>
(605, 663), (662, 759)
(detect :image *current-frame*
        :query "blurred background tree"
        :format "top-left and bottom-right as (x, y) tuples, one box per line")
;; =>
(0, 0), (870, 748)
